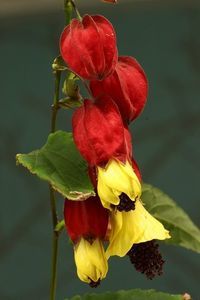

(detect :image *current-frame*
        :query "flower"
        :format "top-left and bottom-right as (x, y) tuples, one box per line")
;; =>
(64, 196), (109, 286)
(90, 56), (148, 123)
(97, 159), (141, 210)
(72, 96), (141, 210)
(60, 15), (118, 80)
(106, 199), (170, 258)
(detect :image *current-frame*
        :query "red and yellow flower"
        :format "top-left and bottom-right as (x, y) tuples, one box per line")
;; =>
(64, 196), (109, 286)
(60, 14), (170, 286)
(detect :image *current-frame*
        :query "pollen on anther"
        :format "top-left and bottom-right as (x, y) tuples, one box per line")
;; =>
(127, 240), (165, 279)
(89, 278), (101, 288)
(116, 193), (135, 212)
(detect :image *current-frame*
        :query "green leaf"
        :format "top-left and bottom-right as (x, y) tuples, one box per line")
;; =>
(65, 289), (184, 300)
(16, 131), (95, 200)
(142, 183), (200, 253)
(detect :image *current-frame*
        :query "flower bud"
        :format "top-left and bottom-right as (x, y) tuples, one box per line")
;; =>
(72, 95), (130, 166)
(90, 56), (148, 122)
(60, 15), (118, 80)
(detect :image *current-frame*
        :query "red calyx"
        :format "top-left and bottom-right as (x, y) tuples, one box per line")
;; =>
(72, 95), (131, 166)
(60, 15), (118, 80)
(64, 196), (109, 243)
(90, 56), (148, 123)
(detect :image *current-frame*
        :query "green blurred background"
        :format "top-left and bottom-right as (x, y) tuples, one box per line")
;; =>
(0, 0), (200, 299)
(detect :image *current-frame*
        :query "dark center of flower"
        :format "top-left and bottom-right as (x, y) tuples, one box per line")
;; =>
(116, 193), (135, 212)
(127, 240), (165, 280)
(89, 278), (101, 288)
(84, 234), (95, 244)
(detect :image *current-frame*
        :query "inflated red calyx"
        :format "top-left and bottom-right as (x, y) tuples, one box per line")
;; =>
(60, 15), (118, 80)
(64, 196), (109, 244)
(90, 56), (148, 123)
(72, 96), (130, 166)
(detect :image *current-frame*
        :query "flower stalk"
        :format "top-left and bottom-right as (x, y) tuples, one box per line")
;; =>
(49, 70), (61, 300)
(49, 185), (59, 300)
(49, 1), (75, 298)
(51, 71), (61, 133)
(70, 0), (82, 21)
(64, 0), (73, 25)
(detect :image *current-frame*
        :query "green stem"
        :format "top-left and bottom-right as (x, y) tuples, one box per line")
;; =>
(49, 0), (73, 298)
(49, 186), (59, 300)
(64, 0), (73, 25)
(49, 70), (61, 300)
(71, 0), (82, 21)
(55, 219), (65, 233)
(51, 71), (61, 133)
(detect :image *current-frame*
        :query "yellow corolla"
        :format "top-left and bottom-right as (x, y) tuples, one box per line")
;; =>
(97, 159), (141, 210)
(106, 199), (170, 258)
(74, 238), (108, 283)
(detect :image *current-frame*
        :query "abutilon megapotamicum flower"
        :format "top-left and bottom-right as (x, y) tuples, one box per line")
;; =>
(72, 95), (141, 210)
(90, 56), (148, 123)
(72, 94), (170, 279)
(64, 196), (109, 286)
(106, 199), (170, 259)
(60, 15), (118, 80)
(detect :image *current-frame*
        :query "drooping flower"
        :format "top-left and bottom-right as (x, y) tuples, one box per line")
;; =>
(90, 56), (148, 123)
(64, 196), (109, 286)
(72, 95), (141, 210)
(60, 15), (118, 80)
(106, 199), (170, 258)
(97, 159), (141, 210)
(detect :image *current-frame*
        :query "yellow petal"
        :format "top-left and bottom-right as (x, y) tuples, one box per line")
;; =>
(74, 238), (108, 283)
(97, 177), (120, 210)
(97, 159), (141, 209)
(106, 200), (170, 258)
